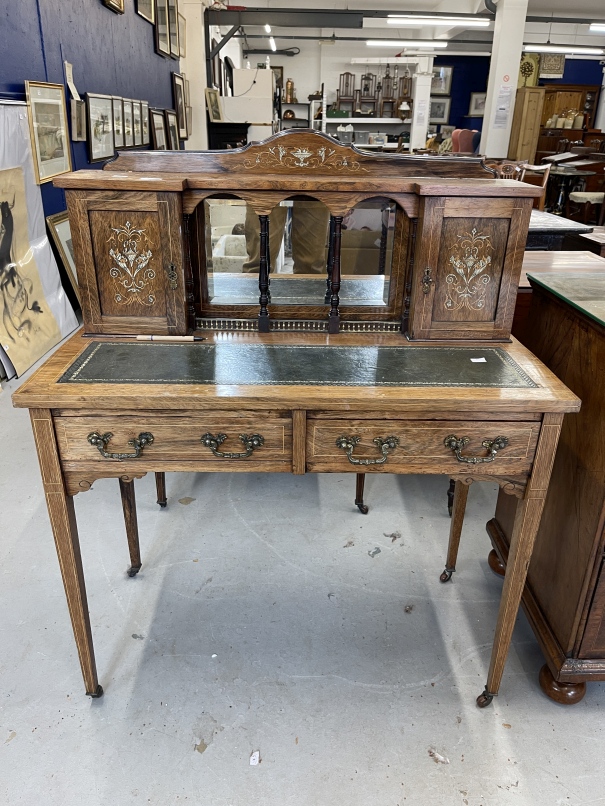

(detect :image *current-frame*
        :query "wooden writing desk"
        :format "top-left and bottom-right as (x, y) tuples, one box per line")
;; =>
(12, 330), (578, 707)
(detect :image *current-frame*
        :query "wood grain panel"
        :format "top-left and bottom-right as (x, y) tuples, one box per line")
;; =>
(306, 419), (540, 475)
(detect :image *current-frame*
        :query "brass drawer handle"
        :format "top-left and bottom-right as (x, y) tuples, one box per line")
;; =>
(336, 435), (400, 466)
(87, 431), (154, 460)
(201, 432), (264, 459)
(444, 434), (509, 464)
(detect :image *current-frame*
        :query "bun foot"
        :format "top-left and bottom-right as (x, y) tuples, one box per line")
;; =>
(88, 684), (104, 699)
(539, 664), (586, 705)
(440, 567), (454, 583)
(488, 549), (506, 578)
(127, 564), (142, 577)
(356, 502), (369, 514)
(476, 689), (494, 708)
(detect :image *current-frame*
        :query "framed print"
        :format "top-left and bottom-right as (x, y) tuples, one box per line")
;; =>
(112, 97), (124, 148)
(168, 0), (180, 59)
(150, 108), (167, 149)
(186, 105), (192, 137)
(133, 102), (143, 146)
(431, 66), (453, 96)
(178, 12), (186, 57)
(137, 0), (155, 23)
(141, 100), (150, 145)
(123, 99), (134, 147)
(172, 72), (187, 139)
(205, 88), (223, 123)
(165, 109), (179, 150)
(429, 97), (451, 124)
(155, 0), (171, 57)
(440, 124), (455, 138)
(468, 92), (486, 117)
(102, 0), (124, 11)
(70, 98), (87, 141)
(184, 78), (190, 106)
(272, 66), (284, 95)
(25, 81), (72, 184)
(46, 211), (80, 304)
(86, 93), (114, 162)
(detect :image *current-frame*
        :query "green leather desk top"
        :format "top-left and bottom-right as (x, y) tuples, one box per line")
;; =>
(59, 343), (538, 388)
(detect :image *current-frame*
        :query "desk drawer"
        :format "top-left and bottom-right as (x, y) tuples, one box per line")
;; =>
(54, 412), (292, 472)
(306, 419), (540, 475)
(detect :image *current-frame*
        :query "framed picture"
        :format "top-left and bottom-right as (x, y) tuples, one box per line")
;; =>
(178, 12), (186, 57)
(468, 92), (486, 117)
(186, 105), (192, 137)
(155, 0), (171, 57)
(46, 211), (80, 304)
(112, 97), (124, 148)
(133, 102), (142, 147)
(431, 66), (453, 96)
(205, 88), (223, 123)
(440, 124), (455, 138)
(165, 109), (179, 150)
(184, 78), (190, 106)
(429, 97), (451, 124)
(86, 93), (114, 162)
(172, 72), (187, 140)
(168, 0), (180, 59)
(102, 0), (124, 11)
(141, 100), (150, 145)
(136, 0), (155, 23)
(150, 108), (167, 149)
(25, 81), (72, 184)
(123, 99), (134, 147)
(70, 98), (87, 142)
(272, 66), (284, 95)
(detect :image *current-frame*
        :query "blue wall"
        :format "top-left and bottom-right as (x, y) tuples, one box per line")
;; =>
(0, 0), (177, 216)
(542, 59), (604, 86)
(433, 55), (490, 131)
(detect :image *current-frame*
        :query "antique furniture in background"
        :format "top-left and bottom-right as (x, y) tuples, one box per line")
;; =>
(525, 209), (593, 251)
(508, 86), (545, 163)
(13, 131), (580, 710)
(563, 226), (605, 258)
(488, 270), (605, 703)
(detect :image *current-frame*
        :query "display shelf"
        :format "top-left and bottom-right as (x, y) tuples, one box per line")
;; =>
(325, 117), (408, 125)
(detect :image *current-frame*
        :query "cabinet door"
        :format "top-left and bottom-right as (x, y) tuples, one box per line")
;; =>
(67, 190), (187, 335)
(407, 196), (532, 340)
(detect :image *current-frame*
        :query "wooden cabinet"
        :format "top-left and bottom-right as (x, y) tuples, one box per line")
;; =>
(541, 84), (601, 129)
(508, 87), (545, 162)
(67, 190), (187, 335)
(407, 195), (532, 340)
(489, 271), (605, 703)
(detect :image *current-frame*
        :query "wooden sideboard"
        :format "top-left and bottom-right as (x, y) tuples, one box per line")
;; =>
(13, 130), (581, 708)
(489, 270), (605, 703)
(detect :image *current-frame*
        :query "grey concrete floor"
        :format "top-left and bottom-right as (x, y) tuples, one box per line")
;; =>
(1, 353), (604, 806)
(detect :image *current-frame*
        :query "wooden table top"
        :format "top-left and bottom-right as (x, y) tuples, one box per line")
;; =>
(527, 271), (605, 328)
(520, 250), (605, 287)
(528, 210), (594, 234)
(12, 331), (579, 415)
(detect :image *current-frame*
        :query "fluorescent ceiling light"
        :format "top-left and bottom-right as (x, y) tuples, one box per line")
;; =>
(269, 36), (277, 51)
(524, 43), (604, 55)
(387, 16), (490, 27)
(589, 23), (605, 32)
(366, 40), (448, 49)
(264, 24), (271, 33)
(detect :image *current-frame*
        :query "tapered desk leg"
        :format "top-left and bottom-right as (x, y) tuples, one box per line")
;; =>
(155, 472), (167, 508)
(477, 413), (563, 708)
(30, 409), (102, 698)
(446, 478), (455, 516)
(354, 473), (369, 514)
(119, 478), (142, 577)
(440, 480), (469, 582)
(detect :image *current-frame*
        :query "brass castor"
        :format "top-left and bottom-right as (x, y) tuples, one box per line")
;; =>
(539, 664), (586, 705)
(439, 567), (454, 583)
(476, 689), (494, 708)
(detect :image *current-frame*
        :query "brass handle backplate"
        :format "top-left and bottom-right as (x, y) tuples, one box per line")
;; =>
(167, 262), (178, 290)
(201, 432), (264, 459)
(87, 431), (154, 460)
(421, 267), (434, 294)
(444, 434), (509, 464)
(336, 435), (400, 466)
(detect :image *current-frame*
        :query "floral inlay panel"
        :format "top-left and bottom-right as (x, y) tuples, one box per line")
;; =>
(241, 144), (369, 173)
(108, 221), (155, 306)
(445, 228), (493, 311)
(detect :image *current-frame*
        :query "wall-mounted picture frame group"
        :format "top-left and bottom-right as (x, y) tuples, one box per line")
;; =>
(25, 81), (72, 184)
(46, 211), (80, 304)
(86, 93), (114, 162)
(154, 0), (181, 59)
(429, 97), (451, 124)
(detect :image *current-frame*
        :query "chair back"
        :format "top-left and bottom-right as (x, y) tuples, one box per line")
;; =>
(556, 138), (570, 153)
(519, 163), (551, 211)
(458, 129), (475, 153)
(451, 129), (462, 153)
(484, 160), (527, 180)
